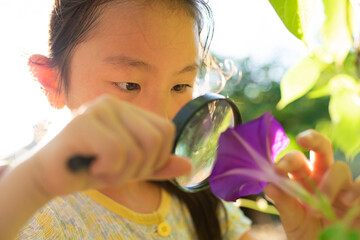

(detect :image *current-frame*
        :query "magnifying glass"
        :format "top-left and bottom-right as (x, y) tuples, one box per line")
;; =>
(67, 93), (241, 192)
(171, 93), (241, 192)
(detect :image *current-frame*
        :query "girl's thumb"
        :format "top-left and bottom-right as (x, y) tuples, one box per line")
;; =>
(149, 155), (192, 180)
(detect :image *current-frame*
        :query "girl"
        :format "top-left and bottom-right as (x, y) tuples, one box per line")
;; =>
(0, 0), (355, 239)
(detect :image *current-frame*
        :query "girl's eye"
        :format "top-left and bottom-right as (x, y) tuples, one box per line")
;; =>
(115, 82), (141, 91)
(172, 84), (192, 93)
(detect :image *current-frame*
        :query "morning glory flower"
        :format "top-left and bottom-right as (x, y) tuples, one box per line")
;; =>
(209, 112), (289, 201)
(209, 112), (337, 221)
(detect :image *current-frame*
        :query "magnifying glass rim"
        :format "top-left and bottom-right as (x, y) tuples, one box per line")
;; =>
(171, 93), (242, 192)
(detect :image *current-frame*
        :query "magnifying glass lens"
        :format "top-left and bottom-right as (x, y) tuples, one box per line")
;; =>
(174, 99), (236, 189)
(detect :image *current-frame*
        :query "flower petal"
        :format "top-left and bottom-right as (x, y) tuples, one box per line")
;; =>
(264, 112), (290, 161)
(209, 112), (290, 201)
(210, 168), (271, 201)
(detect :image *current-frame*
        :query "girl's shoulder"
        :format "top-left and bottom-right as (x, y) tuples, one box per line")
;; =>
(219, 201), (252, 239)
(17, 192), (94, 239)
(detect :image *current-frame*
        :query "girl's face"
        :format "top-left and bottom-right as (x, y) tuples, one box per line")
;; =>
(65, 2), (200, 120)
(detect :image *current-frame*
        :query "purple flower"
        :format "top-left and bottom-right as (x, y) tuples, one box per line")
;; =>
(209, 112), (338, 222)
(209, 112), (290, 201)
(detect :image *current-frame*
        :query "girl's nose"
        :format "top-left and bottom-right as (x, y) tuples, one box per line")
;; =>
(136, 93), (170, 120)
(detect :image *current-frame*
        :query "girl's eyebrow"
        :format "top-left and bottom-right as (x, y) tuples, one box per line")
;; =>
(103, 55), (199, 75)
(177, 63), (199, 75)
(104, 55), (152, 70)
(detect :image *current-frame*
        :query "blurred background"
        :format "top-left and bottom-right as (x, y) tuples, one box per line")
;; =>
(0, 0), (359, 239)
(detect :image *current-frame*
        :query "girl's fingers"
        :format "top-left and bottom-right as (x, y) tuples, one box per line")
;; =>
(86, 95), (174, 180)
(60, 95), (181, 188)
(276, 150), (312, 176)
(110, 99), (175, 176)
(149, 155), (192, 180)
(127, 102), (175, 171)
(77, 116), (128, 176)
(341, 177), (360, 206)
(72, 112), (144, 186)
(0, 165), (9, 178)
(275, 130), (334, 187)
(296, 130), (333, 177)
(93, 156), (192, 185)
(88, 101), (143, 173)
(94, 96), (176, 180)
(275, 151), (313, 190)
(90, 100), (149, 179)
(32, 114), (130, 195)
(318, 161), (352, 203)
(264, 183), (305, 234)
(113, 106), (167, 178)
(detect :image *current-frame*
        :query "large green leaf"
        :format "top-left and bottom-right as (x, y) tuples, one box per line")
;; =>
(277, 55), (326, 109)
(322, 0), (353, 65)
(269, 0), (315, 44)
(328, 75), (360, 158)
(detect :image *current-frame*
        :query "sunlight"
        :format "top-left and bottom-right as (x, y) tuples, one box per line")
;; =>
(0, 0), (57, 158)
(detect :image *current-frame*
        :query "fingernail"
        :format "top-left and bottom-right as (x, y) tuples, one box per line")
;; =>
(296, 130), (313, 140)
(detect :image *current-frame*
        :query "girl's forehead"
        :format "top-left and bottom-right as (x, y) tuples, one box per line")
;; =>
(71, 1), (199, 73)
(94, 1), (198, 37)
(87, 2), (199, 54)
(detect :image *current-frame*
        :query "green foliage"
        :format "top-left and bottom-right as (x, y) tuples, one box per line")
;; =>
(219, 57), (331, 150)
(270, 0), (360, 157)
(277, 55), (327, 109)
(320, 204), (360, 240)
(322, 0), (354, 65)
(320, 224), (359, 240)
(328, 75), (360, 159)
(264, 0), (360, 238)
(268, 0), (315, 44)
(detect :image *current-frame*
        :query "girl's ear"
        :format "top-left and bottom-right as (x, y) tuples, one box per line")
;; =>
(28, 54), (66, 109)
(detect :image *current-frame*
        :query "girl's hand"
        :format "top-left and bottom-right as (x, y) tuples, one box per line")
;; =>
(28, 95), (192, 198)
(264, 130), (355, 240)
(0, 164), (8, 178)
(338, 177), (360, 229)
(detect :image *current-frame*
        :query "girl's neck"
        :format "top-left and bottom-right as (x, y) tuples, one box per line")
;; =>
(98, 181), (162, 214)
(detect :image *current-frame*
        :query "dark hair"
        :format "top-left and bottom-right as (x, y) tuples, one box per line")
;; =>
(48, 1), (226, 240)
(48, 0), (214, 95)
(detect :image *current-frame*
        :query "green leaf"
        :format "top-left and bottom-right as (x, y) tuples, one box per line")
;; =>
(328, 75), (360, 158)
(308, 63), (336, 98)
(315, 119), (332, 138)
(308, 50), (358, 99)
(343, 50), (359, 79)
(277, 55), (326, 109)
(308, 84), (331, 98)
(268, 0), (315, 44)
(320, 224), (360, 240)
(322, 0), (354, 65)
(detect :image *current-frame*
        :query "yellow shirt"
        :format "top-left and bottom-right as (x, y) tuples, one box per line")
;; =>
(18, 189), (251, 239)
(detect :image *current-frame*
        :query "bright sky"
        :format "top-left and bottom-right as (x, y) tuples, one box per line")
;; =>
(0, 0), (313, 158)
(210, 0), (309, 64)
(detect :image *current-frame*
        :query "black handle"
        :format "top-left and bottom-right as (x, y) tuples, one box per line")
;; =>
(67, 155), (96, 172)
